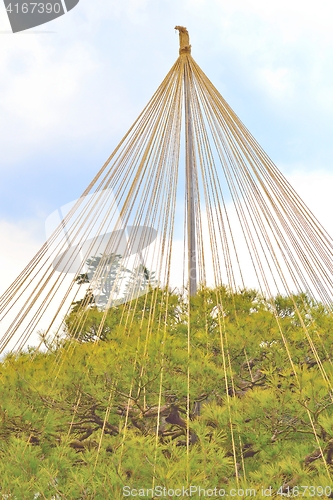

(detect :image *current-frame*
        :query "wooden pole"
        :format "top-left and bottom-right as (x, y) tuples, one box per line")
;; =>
(175, 26), (197, 296)
(184, 68), (197, 297)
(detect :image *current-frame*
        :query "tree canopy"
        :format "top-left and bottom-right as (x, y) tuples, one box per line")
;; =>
(0, 286), (333, 499)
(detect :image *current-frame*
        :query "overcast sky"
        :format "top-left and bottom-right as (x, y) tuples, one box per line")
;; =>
(1, 0), (333, 294)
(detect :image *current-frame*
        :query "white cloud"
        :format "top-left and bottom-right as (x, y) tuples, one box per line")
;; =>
(1, 44), (94, 126)
(258, 67), (294, 100)
(1, 0), (333, 166)
(0, 22), (138, 165)
(185, 0), (333, 114)
(0, 37), (97, 162)
(285, 168), (333, 236)
(0, 219), (42, 295)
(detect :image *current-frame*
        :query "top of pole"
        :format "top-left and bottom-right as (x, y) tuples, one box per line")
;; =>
(175, 26), (191, 55)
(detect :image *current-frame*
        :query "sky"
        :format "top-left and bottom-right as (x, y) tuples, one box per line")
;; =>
(1, 0), (333, 296)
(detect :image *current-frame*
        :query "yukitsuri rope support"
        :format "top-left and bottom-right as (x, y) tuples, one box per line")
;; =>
(1, 26), (333, 483)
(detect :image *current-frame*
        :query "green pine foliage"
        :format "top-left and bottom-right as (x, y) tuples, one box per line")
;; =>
(1, 287), (333, 498)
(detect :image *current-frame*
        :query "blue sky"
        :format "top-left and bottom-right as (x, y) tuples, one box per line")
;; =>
(1, 0), (333, 293)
